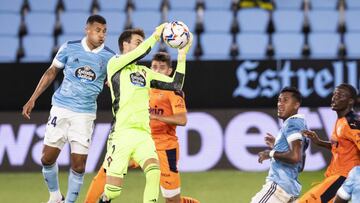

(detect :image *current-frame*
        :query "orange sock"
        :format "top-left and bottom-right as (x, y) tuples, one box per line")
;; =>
(181, 196), (200, 203)
(85, 166), (107, 203)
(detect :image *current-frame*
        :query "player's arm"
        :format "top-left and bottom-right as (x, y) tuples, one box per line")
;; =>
(22, 41), (69, 119)
(151, 112), (187, 126)
(22, 65), (61, 119)
(334, 167), (358, 203)
(258, 140), (303, 164)
(107, 24), (167, 76)
(150, 33), (193, 91)
(302, 130), (332, 150)
(107, 35), (157, 75)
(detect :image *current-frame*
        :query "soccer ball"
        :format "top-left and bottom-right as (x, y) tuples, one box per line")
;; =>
(162, 21), (190, 49)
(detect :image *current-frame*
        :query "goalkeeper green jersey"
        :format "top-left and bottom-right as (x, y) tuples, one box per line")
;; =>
(107, 34), (185, 136)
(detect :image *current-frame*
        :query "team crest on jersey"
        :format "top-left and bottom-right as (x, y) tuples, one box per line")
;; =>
(75, 66), (96, 83)
(130, 72), (146, 87)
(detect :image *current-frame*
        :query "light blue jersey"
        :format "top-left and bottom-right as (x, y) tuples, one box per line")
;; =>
(52, 38), (115, 113)
(266, 114), (308, 197)
(337, 166), (360, 202)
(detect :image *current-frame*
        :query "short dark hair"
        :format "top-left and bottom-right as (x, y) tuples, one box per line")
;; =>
(280, 86), (302, 103)
(337, 83), (358, 101)
(118, 28), (145, 53)
(152, 52), (171, 67)
(86, 14), (106, 25)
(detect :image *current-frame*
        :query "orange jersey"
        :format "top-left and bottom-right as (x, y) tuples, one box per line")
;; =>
(149, 89), (187, 150)
(325, 111), (360, 177)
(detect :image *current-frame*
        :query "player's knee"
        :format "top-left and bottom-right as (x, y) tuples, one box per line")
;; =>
(104, 184), (122, 200)
(41, 155), (56, 166)
(142, 158), (159, 169)
(71, 163), (85, 174)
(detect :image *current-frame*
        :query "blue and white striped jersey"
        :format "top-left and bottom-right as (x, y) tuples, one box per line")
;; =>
(52, 38), (115, 113)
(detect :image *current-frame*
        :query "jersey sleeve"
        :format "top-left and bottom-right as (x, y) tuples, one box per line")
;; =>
(337, 167), (358, 200)
(285, 119), (305, 144)
(149, 53), (186, 91)
(52, 42), (69, 68)
(169, 91), (187, 114)
(107, 34), (157, 77)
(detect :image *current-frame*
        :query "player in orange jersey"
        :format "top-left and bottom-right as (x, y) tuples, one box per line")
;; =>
(298, 83), (360, 203)
(85, 52), (199, 203)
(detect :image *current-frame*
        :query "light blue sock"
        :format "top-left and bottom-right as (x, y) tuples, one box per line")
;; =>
(65, 169), (84, 203)
(42, 163), (60, 192)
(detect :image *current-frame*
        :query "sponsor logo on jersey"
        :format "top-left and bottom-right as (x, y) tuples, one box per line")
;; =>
(130, 72), (146, 87)
(75, 66), (96, 82)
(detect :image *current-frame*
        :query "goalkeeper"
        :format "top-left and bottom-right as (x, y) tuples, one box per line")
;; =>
(99, 23), (192, 203)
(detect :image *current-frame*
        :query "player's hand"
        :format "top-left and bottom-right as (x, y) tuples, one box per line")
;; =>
(302, 130), (320, 144)
(258, 150), (271, 164)
(178, 32), (193, 55)
(22, 99), (35, 120)
(265, 133), (275, 148)
(153, 22), (168, 41)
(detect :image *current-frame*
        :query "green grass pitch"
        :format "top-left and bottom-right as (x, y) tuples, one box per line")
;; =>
(0, 170), (325, 202)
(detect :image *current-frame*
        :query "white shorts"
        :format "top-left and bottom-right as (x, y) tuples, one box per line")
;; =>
(44, 106), (96, 154)
(251, 181), (296, 203)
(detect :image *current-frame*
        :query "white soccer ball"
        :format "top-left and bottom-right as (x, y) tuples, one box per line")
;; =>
(162, 21), (190, 49)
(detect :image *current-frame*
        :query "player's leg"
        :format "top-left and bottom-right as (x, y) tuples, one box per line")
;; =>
(298, 175), (346, 203)
(250, 181), (293, 203)
(101, 134), (132, 201)
(133, 135), (161, 203)
(65, 112), (96, 202)
(42, 106), (68, 203)
(85, 166), (106, 203)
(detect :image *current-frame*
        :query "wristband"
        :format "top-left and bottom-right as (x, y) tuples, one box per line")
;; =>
(269, 150), (276, 158)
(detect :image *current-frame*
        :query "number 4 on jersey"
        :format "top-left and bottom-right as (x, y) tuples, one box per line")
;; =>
(48, 116), (57, 127)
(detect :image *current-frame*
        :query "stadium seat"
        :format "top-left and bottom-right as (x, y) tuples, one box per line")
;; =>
(132, 11), (161, 33)
(28, 0), (57, 12)
(201, 33), (232, 59)
(0, 13), (20, 35)
(311, 0), (338, 10)
(309, 33), (340, 58)
(60, 12), (89, 35)
(134, 0), (161, 10)
(169, 0), (196, 10)
(205, 0), (233, 10)
(0, 36), (18, 62)
(237, 33), (268, 59)
(308, 10), (339, 32)
(273, 10), (303, 32)
(273, 33), (304, 58)
(274, 0), (302, 9)
(26, 12), (55, 35)
(0, 0), (22, 12)
(98, 12), (125, 35)
(98, 0), (126, 11)
(63, 0), (92, 12)
(105, 34), (119, 54)
(345, 33), (360, 58)
(238, 9), (269, 33)
(347, 0), (360, 9)
(168, 10), (196, 32)
(22, 35), (54, 62)
(204, 10), (232, 33)
(345, 10), (360, 32)
(58, 34), (84, 46)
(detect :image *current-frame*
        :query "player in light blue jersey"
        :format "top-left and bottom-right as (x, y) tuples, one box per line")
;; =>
(334, 166), (360, 203)
(251, 87), (309, 203)
(22, 15), (115, 203)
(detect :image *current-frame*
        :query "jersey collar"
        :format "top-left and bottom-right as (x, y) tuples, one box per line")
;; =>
(284, 114), (305, 123)
(81, 37), (104, 53)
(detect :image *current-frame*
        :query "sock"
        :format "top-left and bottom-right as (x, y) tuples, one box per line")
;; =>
(143, 163), (160, 203)
(65, 169), (84, 203)
(104, 184), (122, 200)
(85, 166), (107, 203)
(42, 163), (62, 201)
(181, 196), (200, 203)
